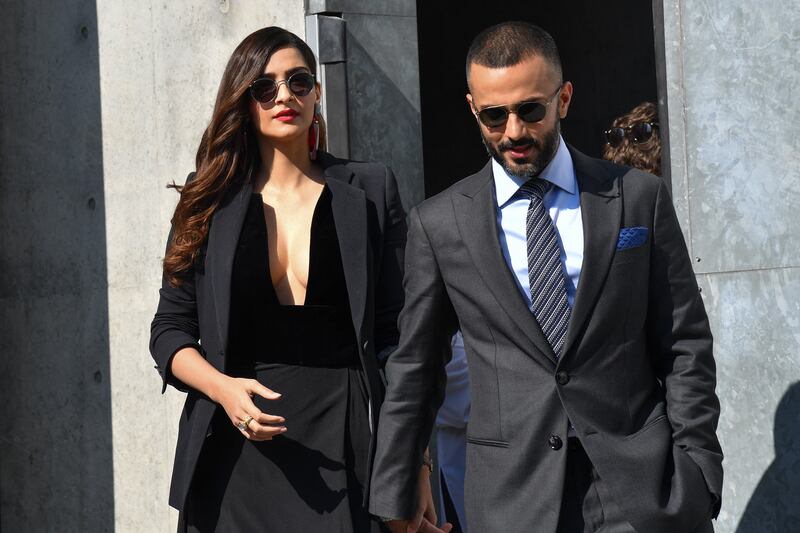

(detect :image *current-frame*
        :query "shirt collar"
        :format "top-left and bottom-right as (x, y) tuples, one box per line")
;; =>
(493, 135), (577, 207)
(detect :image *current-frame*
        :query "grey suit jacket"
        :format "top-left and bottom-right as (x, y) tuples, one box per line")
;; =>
(150, 152), (406, 510)
(369, 147), (722, 532)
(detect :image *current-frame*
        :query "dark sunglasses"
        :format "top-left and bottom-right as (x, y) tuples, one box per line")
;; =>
(475, 84), (563, 128)
(249, 71), (316, 104)
(604, 122), (658, 147)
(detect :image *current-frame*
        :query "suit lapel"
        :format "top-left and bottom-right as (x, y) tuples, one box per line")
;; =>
(562, 147), (622, 358)
(454, 161), (557, 366)
(208, 180), (253, 354)
(323, 161), (368, 340)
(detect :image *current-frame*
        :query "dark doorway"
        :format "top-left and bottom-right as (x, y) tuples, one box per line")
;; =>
(416, 1), (660, 197)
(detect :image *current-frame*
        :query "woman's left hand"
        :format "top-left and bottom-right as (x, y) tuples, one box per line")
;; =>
(404, 462), (452, 533)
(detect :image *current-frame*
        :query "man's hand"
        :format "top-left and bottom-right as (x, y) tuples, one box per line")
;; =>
(385, 518), (453, 533)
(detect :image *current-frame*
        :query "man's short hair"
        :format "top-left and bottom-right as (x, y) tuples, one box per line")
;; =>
(466, 21), (563, 86)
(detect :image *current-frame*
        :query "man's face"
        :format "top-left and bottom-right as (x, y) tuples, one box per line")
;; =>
(467, 55), (573, 178)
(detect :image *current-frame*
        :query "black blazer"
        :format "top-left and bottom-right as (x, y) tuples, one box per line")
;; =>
(370, 146), (722, 532)
(150, 152), (407, 510)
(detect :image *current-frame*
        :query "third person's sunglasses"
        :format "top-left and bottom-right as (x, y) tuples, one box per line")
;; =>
(604, 122), (658, 147)
(249, 71), (316, 104)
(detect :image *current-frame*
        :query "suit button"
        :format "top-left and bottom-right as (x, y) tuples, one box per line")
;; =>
(363, 340), (370, 351)
(548, 435), (563, 450)
(556, 370), (570, 385)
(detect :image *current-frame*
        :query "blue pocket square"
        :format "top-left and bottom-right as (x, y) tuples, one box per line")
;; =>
(617, 227), (649, 250)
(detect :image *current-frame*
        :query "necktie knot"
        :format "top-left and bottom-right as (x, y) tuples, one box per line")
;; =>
(519, 179), (551, 201)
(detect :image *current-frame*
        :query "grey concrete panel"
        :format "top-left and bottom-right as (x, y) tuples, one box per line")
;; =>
(0, 1), (113, 530)
(697, 268), (800, 532)
(314, 15), (347, 63)
(679, 1), (800, 274)
(661, 0), (696, 252)
(662, 1), (800, 531)
(307, 0), (415, 17)
(322, 61), (351, 157)
(96, 2), (306, 530)
(735, 382), (800, 533)
(651, 0), (673, 190)
(345, 12), (424, 209)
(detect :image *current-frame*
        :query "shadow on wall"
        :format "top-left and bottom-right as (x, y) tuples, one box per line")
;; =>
(0, 1), (113, 530)
(344, 15), (424, 211)
(735, 382), (800, 532)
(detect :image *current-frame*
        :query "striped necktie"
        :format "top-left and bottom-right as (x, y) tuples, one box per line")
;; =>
(520, 179), (571, 358)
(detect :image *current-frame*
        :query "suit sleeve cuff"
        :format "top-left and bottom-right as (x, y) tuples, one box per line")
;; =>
(159, 342), (201, 393)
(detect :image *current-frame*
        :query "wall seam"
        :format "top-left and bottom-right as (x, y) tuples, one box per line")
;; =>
(697, 265), (799, 277)
(675, 0), (695, 259)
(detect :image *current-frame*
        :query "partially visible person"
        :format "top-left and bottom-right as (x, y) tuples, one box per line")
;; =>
(434, 332), (469, 532)
(603, 101), (661, 176)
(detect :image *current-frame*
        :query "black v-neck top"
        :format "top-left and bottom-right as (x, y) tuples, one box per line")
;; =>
(226, 186), (359, 370)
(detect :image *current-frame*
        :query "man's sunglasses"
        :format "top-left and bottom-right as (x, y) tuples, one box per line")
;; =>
(249, 72), (316, 104)
(474, 84), (563, 128)
(604, 122), (658, 148)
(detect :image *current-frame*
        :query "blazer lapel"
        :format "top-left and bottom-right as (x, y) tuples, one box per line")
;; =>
(562, 147), (622, 358)
(208, 180), (253, 355)
(454, 161), (557, 366)
(324, 161), (368, 341)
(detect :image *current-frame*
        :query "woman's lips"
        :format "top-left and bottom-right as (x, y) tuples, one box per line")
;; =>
(274, 110), (299, 122)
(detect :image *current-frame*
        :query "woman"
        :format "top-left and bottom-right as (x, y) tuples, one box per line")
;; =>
(150, 27), (411, 531)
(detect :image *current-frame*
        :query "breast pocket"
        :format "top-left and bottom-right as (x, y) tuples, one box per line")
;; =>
(612, 241), (650, 266)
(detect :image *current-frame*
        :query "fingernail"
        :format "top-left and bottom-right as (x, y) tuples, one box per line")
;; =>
(280, 427), (287, 433)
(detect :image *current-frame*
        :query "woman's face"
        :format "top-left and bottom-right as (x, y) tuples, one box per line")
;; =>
(249, 46), (320, 146)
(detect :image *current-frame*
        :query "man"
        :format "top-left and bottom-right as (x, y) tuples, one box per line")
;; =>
(370, 22), (723, 532)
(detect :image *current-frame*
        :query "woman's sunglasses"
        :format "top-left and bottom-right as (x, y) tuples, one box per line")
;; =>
(475, 85), (563, 128)
(249, 72), (316, 104)
(604, 122), (658, 147)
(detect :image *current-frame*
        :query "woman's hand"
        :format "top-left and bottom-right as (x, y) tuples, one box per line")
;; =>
(169, 347), (286, 441)
(387, 462), (452, 533)
(210, 375), (287, 441)
(411, 461), (452, 533)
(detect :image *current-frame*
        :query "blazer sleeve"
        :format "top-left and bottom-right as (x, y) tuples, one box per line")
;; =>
(149, 175), (202, 394)
(374, 166), (407, 360)
(646, 179), (723, 513)
(369, 206), (458, 520)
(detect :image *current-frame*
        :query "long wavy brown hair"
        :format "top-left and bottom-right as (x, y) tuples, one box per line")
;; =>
(602, 101), (661, 176)
(164, 27), (321, 287)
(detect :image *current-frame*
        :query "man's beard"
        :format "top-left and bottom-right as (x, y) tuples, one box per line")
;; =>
(482, 119), (561, 179)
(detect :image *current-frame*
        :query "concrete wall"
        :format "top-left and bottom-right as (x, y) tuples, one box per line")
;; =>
(0, 1), (112, 531)
(307, 0), (424, 209)
(0, 1), (305, 531)
(661, 1), (800, 531)
(4, 1), (797, 531)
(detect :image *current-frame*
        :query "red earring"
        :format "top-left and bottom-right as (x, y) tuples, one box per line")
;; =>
(308, 115), (320, 160)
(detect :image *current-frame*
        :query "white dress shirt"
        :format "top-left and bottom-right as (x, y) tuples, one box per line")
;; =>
(493, 136), (584, 309)
(435, 332), (469, 530)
